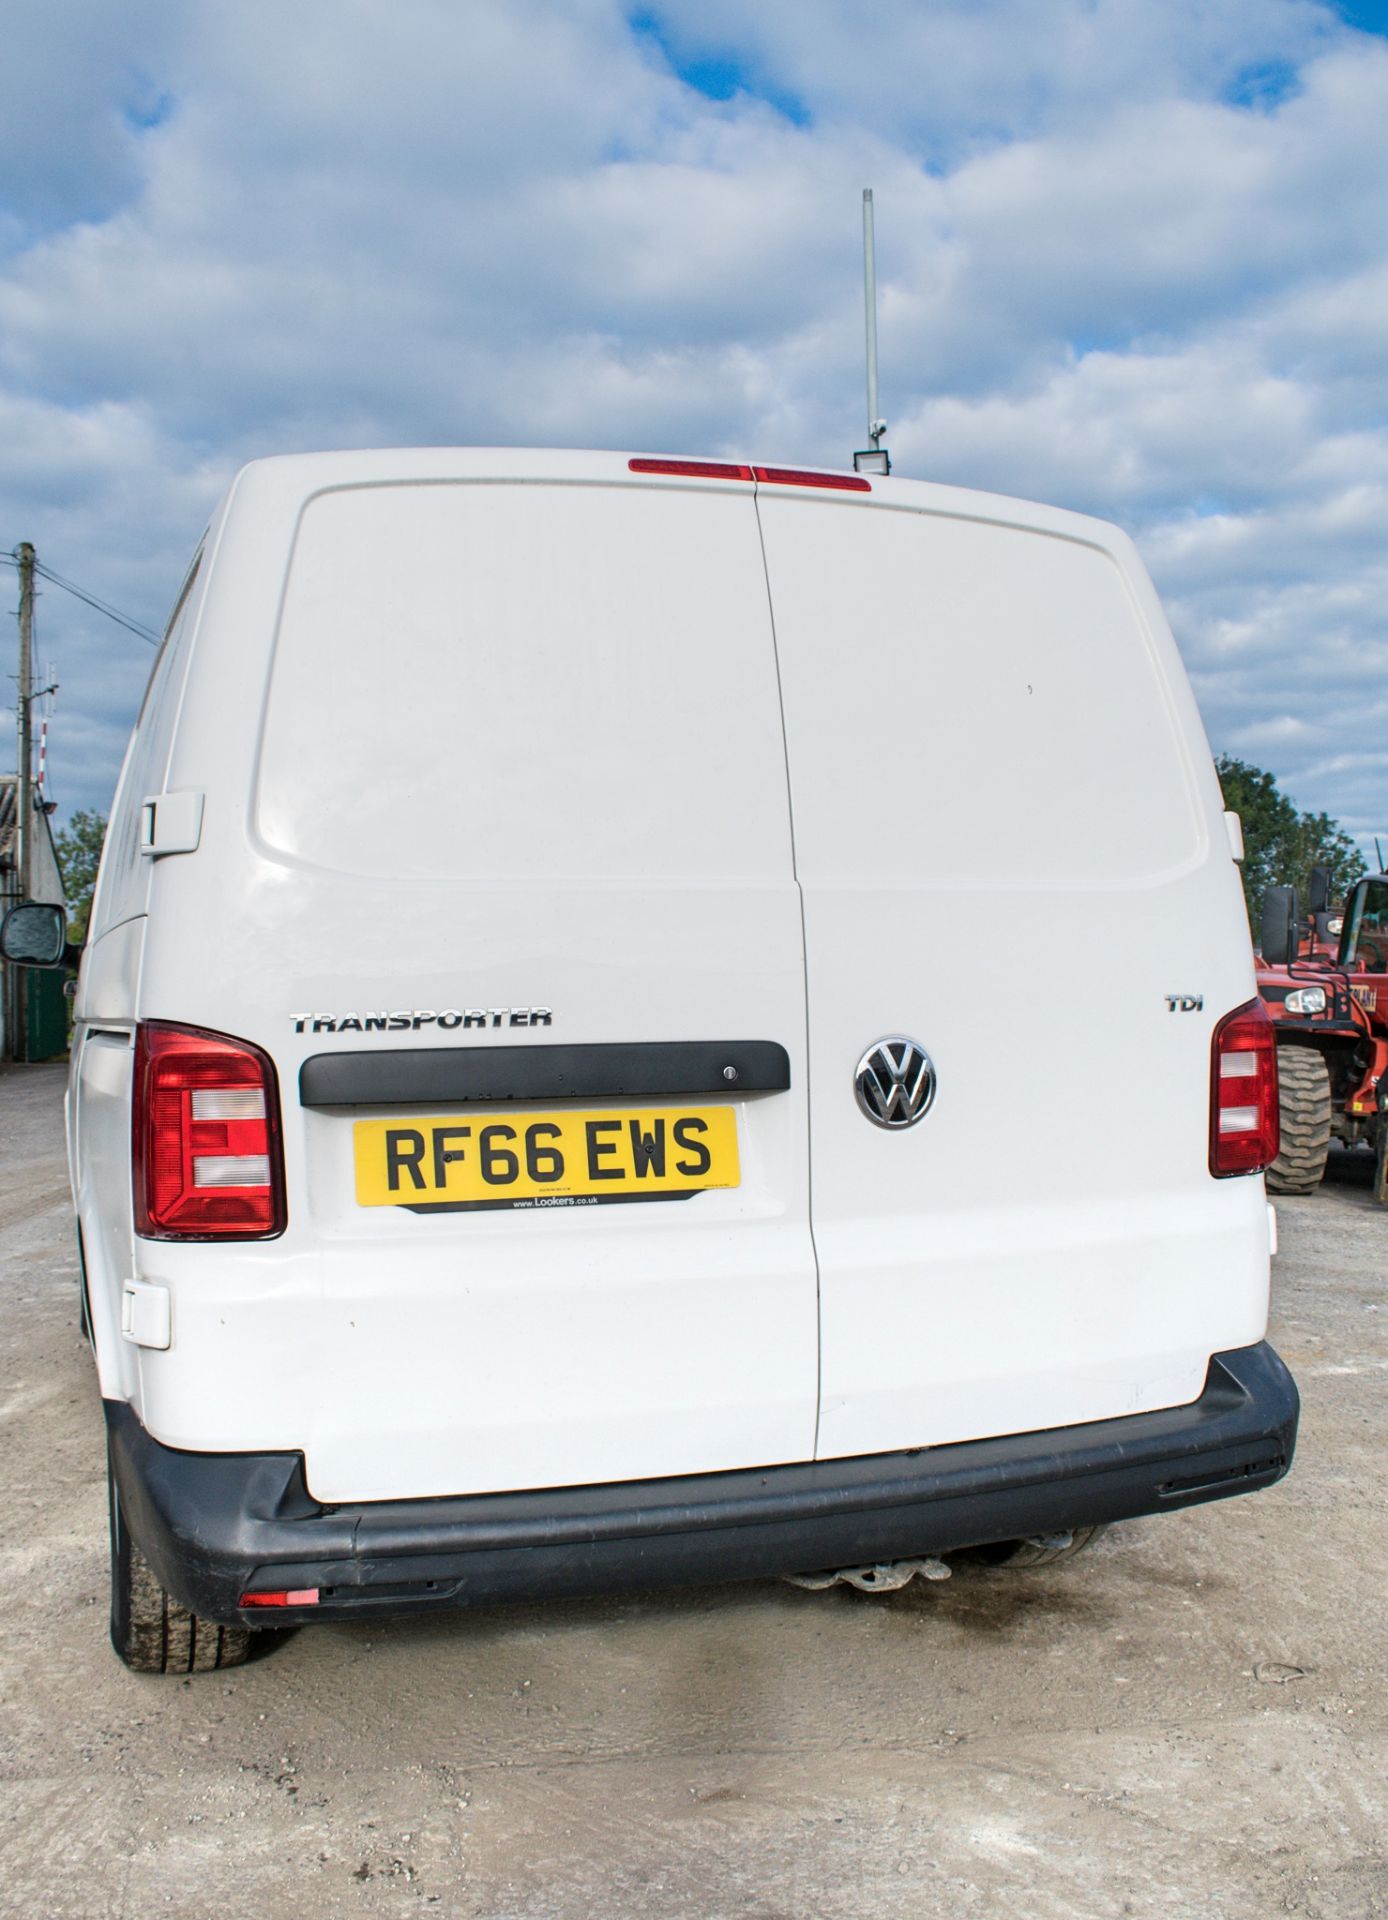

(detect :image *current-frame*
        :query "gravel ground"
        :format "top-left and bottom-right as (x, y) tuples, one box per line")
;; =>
(1, 1059), (1384, 1919)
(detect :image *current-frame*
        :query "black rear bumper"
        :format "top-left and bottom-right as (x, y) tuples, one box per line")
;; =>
(106, 1340), (1298, 1629)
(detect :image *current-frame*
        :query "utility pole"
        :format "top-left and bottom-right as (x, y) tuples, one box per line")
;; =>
(16, 542), (35, 900)
(10, 543), (35, 1060)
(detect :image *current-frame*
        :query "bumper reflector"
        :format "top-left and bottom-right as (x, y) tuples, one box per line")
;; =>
(239, 1588), (320, 1608)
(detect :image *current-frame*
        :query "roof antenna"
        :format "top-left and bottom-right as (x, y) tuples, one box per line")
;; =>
(854, 189), (891, 476)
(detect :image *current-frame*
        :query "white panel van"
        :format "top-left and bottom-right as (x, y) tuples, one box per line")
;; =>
(3, 449), (1297, 1672)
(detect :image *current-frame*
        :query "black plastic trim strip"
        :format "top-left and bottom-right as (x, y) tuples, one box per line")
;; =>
(104, 1341), (1298, 1627)
(1272, 1021), (1364, 1038)
(299, 1040), (791, 1108)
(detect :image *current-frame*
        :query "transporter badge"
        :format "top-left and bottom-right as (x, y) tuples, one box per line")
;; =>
(290, 1007), (553, 1034)
(854, 1036), (936, 1129)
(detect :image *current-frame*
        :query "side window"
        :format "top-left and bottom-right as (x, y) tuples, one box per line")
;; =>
(1347, 879), (1388, 971)
(88, 551), (204, 941)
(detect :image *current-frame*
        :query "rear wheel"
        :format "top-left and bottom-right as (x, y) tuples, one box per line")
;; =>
(108, 1458), (252, 1674)
(1266, 1046), (1332, 1196)
(963, 1526), (1108, 1568)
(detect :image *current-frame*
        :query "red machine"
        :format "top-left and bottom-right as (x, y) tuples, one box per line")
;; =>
(1256, 867), (1388, 1199)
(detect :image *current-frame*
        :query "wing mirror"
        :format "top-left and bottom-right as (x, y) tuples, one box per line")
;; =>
(1259, 887), (1299, 967)
(0, 901), (69, 968)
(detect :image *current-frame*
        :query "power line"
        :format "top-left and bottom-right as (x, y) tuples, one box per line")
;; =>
(33, 560), (161, 644)
(4, 549), (161, 644)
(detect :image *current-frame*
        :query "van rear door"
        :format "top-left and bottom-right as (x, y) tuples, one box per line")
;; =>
(757, 483), (1267, 1461)
(150, 466), (818, 1502)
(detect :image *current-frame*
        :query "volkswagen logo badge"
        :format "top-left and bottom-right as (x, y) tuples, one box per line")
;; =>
(854, 1036), (936, 1129)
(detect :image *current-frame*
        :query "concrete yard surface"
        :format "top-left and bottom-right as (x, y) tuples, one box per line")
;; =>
(1, 1060), (1385, 1918)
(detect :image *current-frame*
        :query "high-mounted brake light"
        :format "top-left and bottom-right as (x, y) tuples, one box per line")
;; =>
(752, 465), (871, 491)
(628, 458), (754, 481)
(1209, 1000), (1279, 1176)
(626, 457), (871, 491)
(134, 1022), (287, 1238)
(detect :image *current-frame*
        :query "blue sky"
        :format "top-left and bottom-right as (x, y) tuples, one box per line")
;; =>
(3, 0), (1387, 853)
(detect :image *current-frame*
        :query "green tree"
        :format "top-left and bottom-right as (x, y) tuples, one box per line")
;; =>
(1215, 756), (1366, 923)
(54, 809), (107, 944)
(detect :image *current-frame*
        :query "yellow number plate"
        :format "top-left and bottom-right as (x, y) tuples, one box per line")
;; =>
(354, 1105), (740, 1210)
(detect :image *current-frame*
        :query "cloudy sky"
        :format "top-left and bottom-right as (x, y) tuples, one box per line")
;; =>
(3, 0), (1387, 851)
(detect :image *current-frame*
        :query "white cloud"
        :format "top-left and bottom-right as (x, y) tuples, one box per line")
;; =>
(1, 0), (1386, 853)
(642, 0), (1343, 152)
(0, 0), (184, 236)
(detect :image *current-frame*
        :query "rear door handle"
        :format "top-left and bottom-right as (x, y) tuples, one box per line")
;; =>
(140, 791), (204, 857)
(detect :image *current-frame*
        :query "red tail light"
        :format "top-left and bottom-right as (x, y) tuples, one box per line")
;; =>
(240, 1588), (320, 1608)
(134, 1022), (287, 1238)
(1210, 1000), (1279, 1176)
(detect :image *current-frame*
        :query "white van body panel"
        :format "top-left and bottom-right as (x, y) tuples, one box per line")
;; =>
(72, 1028), (141, 1403)
(72, 449), (1269, 1510)
(117, 454), (819, 1499)
(755, 485), (1264, 1458)
(86, 542), (210, 948)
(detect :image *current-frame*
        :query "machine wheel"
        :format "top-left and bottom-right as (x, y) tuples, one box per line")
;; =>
(963, 1526), (1108, 1568)
(1266, 1046), (1332, 1196)
(109, 1457), (252, 1674)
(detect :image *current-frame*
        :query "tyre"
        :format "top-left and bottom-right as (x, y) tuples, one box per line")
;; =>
(963, 1525), (1108, 1568)
(1266, 1046), (1332, 1196)
(108, 1457), (252, 1674)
